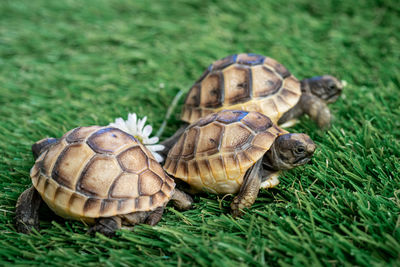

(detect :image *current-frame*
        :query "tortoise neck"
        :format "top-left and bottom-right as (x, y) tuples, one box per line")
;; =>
(262, 150), (279, 172)
(300, 78), (311, 94)
(301, 76), (326, 95)
(262, 135), (294, 171)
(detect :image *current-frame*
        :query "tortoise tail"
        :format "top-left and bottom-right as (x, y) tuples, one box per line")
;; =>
(32, 138), (58, 159)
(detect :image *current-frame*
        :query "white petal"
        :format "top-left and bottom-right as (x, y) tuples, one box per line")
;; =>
(114, 117), (126, 126)
(128, 113), (137, 123)
(146, 136), (159, 144)
(126, 126), (138, 137)
(146, 144), (165, 152)
(138, 116), (147, 132)
(127, 113), (138, 134)
(110, 113), (164, 161)
(127, 113), (137, 126)
(109, 118), (129, 132)
(142, 125), (153, 138)
(152, 152), (164, 163)
(141, 137), (150, 145)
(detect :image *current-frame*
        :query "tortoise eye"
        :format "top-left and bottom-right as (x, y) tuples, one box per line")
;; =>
(294, 146), (305, 154)
(328, 84), (336, 90)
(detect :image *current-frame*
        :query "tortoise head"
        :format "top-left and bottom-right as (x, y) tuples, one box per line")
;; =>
(305, 75), (343, 103)
(265, 133), (316, 170)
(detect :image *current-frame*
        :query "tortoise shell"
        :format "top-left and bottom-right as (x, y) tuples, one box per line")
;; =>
(30, 126), (175, 222)
(181, 53), (301, 124)
(164, 110), (287, 194)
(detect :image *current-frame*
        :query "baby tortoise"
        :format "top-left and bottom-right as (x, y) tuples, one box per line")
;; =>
(164, 110), (316, 217)
(161, 53), (341, 155)
(15, 126), (192, 236)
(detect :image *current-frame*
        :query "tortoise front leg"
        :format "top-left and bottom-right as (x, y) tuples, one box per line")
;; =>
(231, 159), (262, 217)
(278, 92), (332, 129)
(300, 94), (331, 128)
(15, 186), (42, 233)
(278, 101), (304, 128)
(88, 216), (122, 237)
(260, 170), (281, 189)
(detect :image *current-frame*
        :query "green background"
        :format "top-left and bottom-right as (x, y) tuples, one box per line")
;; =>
(0, 0), (399, 266)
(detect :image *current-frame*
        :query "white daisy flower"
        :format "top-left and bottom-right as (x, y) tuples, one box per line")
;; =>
(109, 113), (165, 163)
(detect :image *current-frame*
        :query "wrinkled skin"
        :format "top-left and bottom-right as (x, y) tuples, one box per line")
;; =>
(307, 75), (343, 103)
(278, 75), (343, 128)
(263, 133), (317, 170)
(232, 133), (316, 217)
(161, 75), (342, 158)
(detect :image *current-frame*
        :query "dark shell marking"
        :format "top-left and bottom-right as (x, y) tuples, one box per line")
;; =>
(181, 53), (301, 124)
(165, 110), (287, 194)
(211, 54), (237, 70)
(31, 126), (175, 219)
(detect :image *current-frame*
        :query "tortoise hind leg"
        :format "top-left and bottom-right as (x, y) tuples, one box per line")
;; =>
(170, 188), (193, 211)
(145, 206), (165, 226)
(143, 193), (191, 226)
(231, 159), (262, 218)
(88, 216), (122, 237)
(15, 186), (42, 233)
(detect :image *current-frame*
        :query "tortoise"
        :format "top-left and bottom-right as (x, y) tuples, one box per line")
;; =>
(160, 53), (342, 156)
(15, 126), (193, 236)
(164, 110), (316, 217)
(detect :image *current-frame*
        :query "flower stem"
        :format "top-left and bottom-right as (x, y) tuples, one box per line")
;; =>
(156, 89), (184, 138)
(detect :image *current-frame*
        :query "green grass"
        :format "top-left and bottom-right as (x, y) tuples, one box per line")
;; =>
(0, 0), (399, 265)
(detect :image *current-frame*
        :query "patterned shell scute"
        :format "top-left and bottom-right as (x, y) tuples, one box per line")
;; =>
(181, 53), (302, 124)
(30, 126), (175, 221)
(165, 110), (286, 194)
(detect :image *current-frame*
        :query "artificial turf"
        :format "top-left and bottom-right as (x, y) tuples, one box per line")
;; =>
(0, 0), (399, 266)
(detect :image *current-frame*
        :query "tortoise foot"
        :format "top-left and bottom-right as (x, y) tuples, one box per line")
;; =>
(15, 218), (40, 234)
(278, 118), (299, 128)
(171, 189), (193, 211)
(145, 206), (165, 226)
(15, 186), (42, 234)
(89, 217), (121, 237)
(230, 197), (245, 218)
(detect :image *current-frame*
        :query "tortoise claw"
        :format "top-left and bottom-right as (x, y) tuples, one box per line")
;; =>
(230, 197), (246, 218)
(231, 207), (244, 218)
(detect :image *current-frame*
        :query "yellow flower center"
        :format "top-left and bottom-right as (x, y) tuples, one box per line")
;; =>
(134, 135), (143, 142)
